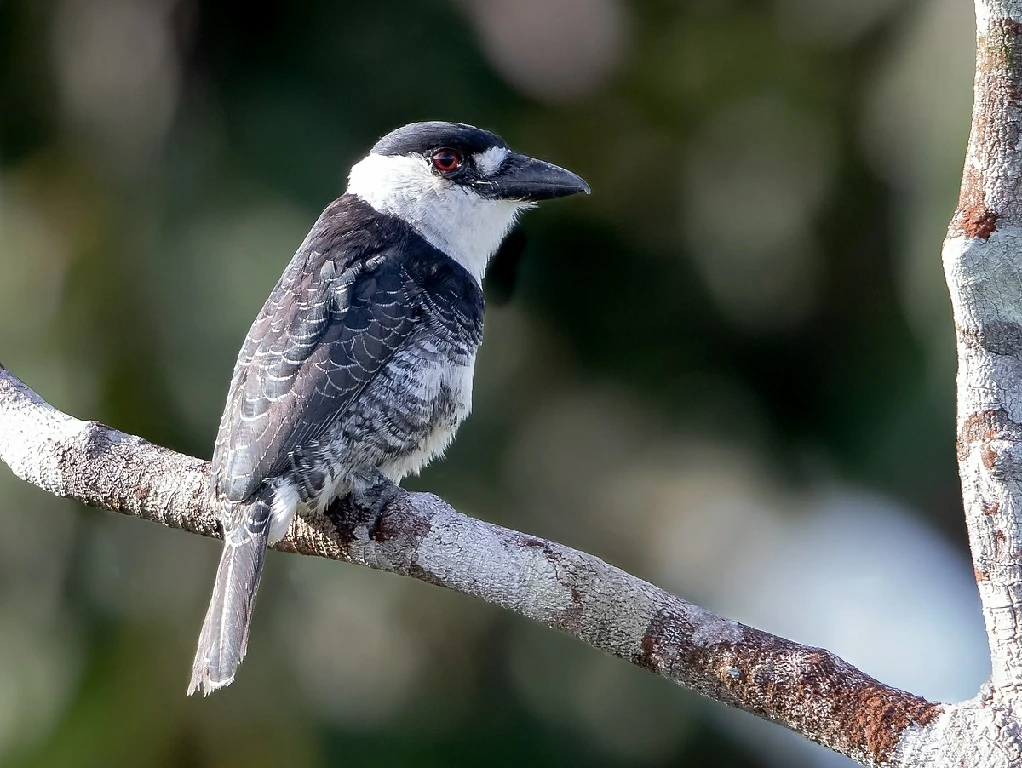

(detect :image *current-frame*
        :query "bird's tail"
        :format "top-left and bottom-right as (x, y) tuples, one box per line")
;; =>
(187, 503), (269, 696)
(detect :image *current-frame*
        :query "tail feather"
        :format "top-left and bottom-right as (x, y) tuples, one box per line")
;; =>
(188, 520), (269, 696)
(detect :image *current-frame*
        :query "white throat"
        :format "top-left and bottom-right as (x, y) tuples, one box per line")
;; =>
(347, 153), (529, 284)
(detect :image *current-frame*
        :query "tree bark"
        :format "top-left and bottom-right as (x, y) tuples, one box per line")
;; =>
(0, 361), (941, 766)
(888, 0), (1022, 764)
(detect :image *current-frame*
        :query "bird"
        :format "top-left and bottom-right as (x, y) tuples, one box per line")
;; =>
(187, 121), (590, 695)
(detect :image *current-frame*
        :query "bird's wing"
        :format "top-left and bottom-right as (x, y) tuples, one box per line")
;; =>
(211, 244), (420, 508)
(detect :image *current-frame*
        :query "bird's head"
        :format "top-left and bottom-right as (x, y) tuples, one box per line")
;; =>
(347, 121), (589, 283)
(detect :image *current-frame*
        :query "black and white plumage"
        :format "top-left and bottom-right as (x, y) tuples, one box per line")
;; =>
(188, 121), (589, 695)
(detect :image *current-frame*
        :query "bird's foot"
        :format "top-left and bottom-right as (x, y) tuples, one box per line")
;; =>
(354, 471), (402, 519)
(325, 469), (401, 530)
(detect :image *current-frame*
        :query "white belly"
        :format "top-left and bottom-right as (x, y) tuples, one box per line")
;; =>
(382, 351), (476, 481)
(265, 348), (477, 543)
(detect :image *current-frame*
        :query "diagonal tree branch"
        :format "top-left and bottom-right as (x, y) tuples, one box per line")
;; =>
(0, 360), (939, 766)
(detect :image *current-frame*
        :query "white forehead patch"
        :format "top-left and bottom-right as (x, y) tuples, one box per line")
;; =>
(347, 152), (528, 284)
(474, 146), (509, 176)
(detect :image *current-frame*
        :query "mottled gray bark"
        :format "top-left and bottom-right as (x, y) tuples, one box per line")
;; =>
(891, 1), (1022, 764)
(0, 361), (938, 765)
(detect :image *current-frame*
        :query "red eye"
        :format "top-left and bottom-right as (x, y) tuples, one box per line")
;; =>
(432, 148), (462, 173)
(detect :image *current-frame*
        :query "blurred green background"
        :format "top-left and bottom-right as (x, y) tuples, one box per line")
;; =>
(0, 0), (992, 766)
